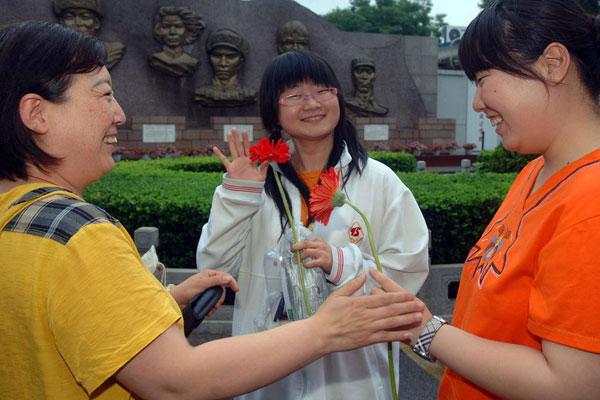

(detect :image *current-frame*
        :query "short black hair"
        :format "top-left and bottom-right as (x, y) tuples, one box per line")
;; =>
(459, 0), (600, 100)
(0, 20), (106, 181)
(259, 50), (367, 232)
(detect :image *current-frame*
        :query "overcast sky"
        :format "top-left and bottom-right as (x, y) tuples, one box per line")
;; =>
(294, 0), (481, 28)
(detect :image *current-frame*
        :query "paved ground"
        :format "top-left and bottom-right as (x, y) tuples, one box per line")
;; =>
(188, 333), (442, 399)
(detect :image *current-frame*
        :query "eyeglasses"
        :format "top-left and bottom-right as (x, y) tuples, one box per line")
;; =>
(278, 87), (338, 106)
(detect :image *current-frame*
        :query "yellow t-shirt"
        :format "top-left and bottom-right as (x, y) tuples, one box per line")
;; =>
(0, 184), (182, 399)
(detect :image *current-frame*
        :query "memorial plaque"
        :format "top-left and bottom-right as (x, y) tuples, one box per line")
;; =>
(224, 124), (253, 141)
(364, 124), (389, 141)
(143, 124), (176, 143)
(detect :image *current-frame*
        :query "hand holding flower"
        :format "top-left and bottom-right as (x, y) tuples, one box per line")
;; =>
(290, 237), (333, 274)
(213, 128), (269, 182)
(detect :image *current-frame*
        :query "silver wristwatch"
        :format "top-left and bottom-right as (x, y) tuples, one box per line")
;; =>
(412, 315), (447, 362)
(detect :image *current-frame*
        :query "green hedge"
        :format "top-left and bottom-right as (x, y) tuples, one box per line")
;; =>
(476, 144), (539, 173)
(368, 151), (417, 172)
(84, 158), (515, 268)
(84, 160), (223, 268)
(399, 172), (516, 264)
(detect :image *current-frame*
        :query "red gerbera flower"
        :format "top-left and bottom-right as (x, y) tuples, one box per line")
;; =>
(309, 167), (346, 226)
(249, 138), (291, 164)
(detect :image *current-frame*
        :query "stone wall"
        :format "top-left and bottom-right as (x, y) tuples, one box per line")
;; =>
(117, 115), (454, 155)
(4, 0), (454, 153)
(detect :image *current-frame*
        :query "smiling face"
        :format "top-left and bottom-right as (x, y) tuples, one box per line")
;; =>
(473, 66), (552, 154)
(41, 67), (125, 193)
(277, 81), (340, 144)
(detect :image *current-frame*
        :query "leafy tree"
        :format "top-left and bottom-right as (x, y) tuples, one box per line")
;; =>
(323, 0), (446, 38)
(479, 0), (599, 13)
(580, 0), (600, 14)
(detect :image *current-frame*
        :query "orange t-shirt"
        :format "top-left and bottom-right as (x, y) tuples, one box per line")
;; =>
(298, 169), (322, 226)
(439, 150), (600, 399)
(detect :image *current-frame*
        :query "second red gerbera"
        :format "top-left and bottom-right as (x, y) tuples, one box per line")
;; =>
(249, 138), (291, 164)
(309, 167), (346, 226)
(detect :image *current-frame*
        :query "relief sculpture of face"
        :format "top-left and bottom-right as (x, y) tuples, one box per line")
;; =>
(278, 32), (309, 53)
(156, 15), (186, 48)
(60, 8), (101, 36)
(210, 46), (243, 81)
(353, 66), (375, 94)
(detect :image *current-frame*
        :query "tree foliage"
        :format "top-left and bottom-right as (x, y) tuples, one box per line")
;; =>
(479, 0), (599, 13)
(580, 0), (600, 13)
(322, 0), (446, 38)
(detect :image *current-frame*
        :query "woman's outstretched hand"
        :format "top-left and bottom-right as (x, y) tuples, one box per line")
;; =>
(369, 268), (432, 345)
(310, 272), (425, 353)
(213, 128), (269, 182)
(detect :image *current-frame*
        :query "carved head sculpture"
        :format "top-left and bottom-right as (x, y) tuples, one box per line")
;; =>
(276, 20), (309, 54)
(53, 0), (103, 36)
(351, 56), (376, 94)
(206, 28), (248, 81)
(153, 6), (205, 49)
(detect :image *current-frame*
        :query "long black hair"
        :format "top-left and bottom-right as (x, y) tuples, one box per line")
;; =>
(459, 0), (600, 101)
(0, 21), (106, 181)
(259, 50), (368, 232)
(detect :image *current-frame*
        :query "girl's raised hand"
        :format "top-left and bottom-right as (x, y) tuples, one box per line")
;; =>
(213, 128), (269, 182)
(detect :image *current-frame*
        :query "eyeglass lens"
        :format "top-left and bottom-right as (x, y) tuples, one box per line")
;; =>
(281, 88), (337, 106)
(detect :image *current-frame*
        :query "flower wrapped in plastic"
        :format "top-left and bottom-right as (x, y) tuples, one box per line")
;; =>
(249, 138), (326, 325)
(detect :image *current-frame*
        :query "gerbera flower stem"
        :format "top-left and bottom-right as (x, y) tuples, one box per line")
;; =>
(344, 198), (397, 400)
(272, 163), (312, 316)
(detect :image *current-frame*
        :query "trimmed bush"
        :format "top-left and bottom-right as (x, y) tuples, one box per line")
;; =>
(399, 172), (515, 264)
(476, 144), (539, 173)
(85, 160), (223, 268)
(368, 151), (417, 172)
(84, 159), (515, 268)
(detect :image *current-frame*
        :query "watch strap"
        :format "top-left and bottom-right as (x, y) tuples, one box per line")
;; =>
(412, 315), (447, 362)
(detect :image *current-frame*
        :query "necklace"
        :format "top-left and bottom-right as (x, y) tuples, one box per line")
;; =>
(27, 174), (59, 186)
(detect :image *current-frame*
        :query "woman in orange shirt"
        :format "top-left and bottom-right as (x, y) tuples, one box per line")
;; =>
(382, 0), (600, 398)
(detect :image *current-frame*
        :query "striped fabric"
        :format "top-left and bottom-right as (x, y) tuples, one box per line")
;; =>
(331, 246), (344, 284)
(222, 182), (263, 193)
(4, 188), (120, 245)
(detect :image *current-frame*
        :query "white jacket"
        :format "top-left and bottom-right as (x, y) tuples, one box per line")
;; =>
(197, 145), (429, 400)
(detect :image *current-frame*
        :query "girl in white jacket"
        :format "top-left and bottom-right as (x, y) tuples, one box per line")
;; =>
(197, 50), (429, 400)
